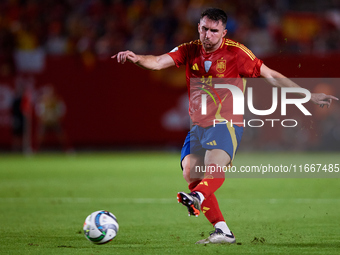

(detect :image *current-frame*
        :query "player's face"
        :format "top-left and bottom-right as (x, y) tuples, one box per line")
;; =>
(198, 16), (227, 52)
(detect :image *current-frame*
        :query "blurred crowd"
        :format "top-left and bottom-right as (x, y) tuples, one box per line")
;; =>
(0, 0), (340, 75)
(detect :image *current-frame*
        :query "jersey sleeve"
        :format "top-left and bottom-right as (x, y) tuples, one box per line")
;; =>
(167, 43), (188, 67)
(234, 44), (263, 78)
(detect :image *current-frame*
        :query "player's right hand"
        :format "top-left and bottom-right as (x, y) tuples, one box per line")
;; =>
(111, 50), (140, 64)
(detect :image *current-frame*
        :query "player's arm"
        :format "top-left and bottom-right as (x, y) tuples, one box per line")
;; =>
(260, 63), (339, 108)
(112, 50), (175, 71)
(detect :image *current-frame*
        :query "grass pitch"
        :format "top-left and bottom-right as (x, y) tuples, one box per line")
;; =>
(0, 152), (339, 254)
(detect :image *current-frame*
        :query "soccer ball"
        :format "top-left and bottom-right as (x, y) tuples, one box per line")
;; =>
(83, 210), (119, 244)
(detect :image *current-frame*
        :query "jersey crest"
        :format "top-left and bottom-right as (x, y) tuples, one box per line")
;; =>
(216, 59), (226, 73)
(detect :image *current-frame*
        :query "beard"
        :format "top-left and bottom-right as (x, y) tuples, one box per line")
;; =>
(203, 40), (213, 49)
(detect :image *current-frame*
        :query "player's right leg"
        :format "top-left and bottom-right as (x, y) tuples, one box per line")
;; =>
(190, 123), (242, 244)
(178, 152), (236, 244)
(182, 154), (204, 185)
(177, 154), (205, 216)
(177, 127), (205, 216)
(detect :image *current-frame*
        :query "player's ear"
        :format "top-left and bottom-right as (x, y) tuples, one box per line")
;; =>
(198, 23), (201, 33)
(223, 29), (228, 37)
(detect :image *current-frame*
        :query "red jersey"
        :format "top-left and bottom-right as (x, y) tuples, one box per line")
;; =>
(167, 38), (263, 127)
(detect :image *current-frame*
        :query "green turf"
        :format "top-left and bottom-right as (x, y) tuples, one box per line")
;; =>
(0, 152), (339, 254)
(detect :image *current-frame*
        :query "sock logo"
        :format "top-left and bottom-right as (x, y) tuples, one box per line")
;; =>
(202, 206), (210, 214)
(199, 181), (209, 186)
(203, 175), (214, 179)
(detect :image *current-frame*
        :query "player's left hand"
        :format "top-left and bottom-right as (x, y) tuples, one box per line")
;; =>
(311, 93), (339, 108)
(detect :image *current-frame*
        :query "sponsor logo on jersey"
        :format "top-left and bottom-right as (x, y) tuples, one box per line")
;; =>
(191, 63), (199, 70)
(204, 61), (212, 73)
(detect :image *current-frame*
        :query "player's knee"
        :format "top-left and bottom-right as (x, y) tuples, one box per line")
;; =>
(183, 164), (204, 184)
(205, 149), (231, 167)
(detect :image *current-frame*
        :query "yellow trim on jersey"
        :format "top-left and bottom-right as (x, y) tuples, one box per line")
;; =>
(192, 40), (202, 45)
(226, 121), (238, 161)
(226, 40), (255, 58)
(214, 93), (228, 121)
(214, 104), (226, 122)
(225, 39), (256, 61)
(219, 38), (225, 49)
(178, 40), (202, 49)
(242, 78), (247, 94)
(213, 92), (238, 161)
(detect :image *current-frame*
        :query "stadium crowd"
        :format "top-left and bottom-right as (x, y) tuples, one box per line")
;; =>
(1, 0), (340, 152)
(0, 0), (340, 70)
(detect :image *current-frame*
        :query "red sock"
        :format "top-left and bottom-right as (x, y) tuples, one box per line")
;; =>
(201, 194), (225, 225)
(191, 164), (225, 198)
(188, 180), (201, 191)
(187, 165), (225, 226)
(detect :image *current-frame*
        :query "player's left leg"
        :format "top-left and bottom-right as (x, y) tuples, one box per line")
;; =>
(193, 149), (236, 244)
(192, 123), (243, 244)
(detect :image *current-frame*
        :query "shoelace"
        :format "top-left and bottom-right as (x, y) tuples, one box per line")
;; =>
(209, 229), (223, 236)
(210, 229), (234, 238)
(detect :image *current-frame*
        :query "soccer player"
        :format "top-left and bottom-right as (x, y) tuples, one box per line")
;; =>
(112, 8), (338, 244)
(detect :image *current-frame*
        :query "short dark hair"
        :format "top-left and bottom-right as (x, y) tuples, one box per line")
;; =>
(200, 8), (227, 27)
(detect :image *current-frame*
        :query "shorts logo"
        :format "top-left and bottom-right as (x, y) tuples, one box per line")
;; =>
(206, 140), (217, 146)
(216, 59), (226, 73)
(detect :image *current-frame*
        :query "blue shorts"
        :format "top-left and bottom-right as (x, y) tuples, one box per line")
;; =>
(180, 123), (244, 169)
